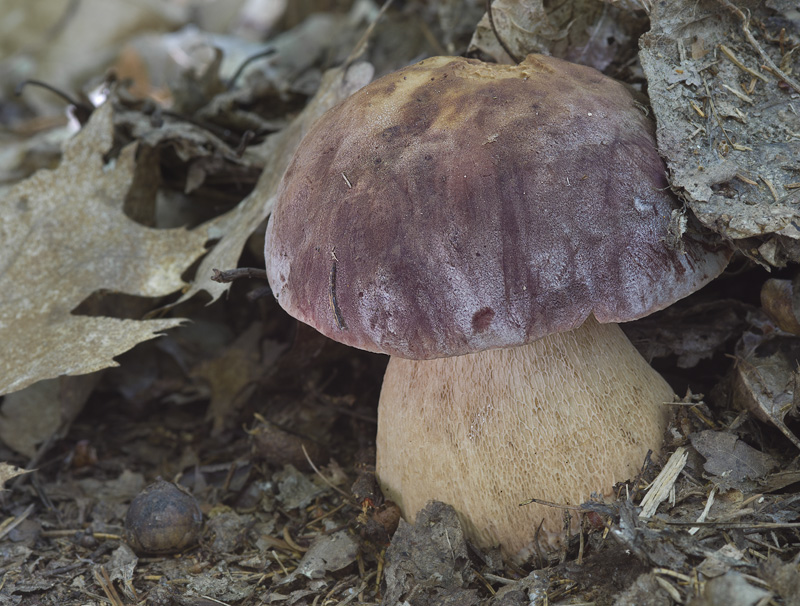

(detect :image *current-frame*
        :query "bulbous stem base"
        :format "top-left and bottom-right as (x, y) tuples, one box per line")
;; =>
(376, 317), (673, 562)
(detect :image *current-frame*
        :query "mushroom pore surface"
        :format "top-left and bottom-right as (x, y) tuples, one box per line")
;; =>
(264, 54), (730, 359)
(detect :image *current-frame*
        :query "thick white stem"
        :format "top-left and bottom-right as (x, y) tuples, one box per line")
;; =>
(376, 317), (673, 562)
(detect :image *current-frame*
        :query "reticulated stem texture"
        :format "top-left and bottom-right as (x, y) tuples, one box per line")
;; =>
(376, 317), (673, 562)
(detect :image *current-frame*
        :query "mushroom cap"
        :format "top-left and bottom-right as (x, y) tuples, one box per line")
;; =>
(265, 54), (730, 360)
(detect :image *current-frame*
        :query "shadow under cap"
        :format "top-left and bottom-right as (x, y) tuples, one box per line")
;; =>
(265, 54), (731, 360)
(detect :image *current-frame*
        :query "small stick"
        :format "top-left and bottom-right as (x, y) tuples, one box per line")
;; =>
(15, 79), (81, 104)
(661, 520), (800, 529)
(282, 525), (308, 553)
(761, 175), (780, 201)
(0, 504), (34, 541)
(226, 47), (276, 89)
(211, 267), (268, 283)
(719, 44), (769, 83)
(301, 444), (350, 498)
(717, 0), (800, 95)
(344, 0), (396, 67)
(519, 497), (584, 511)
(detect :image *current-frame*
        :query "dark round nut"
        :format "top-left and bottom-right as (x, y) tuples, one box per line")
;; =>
(125, 480), (202, 555)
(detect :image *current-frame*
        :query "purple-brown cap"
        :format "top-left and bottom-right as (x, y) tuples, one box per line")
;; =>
(265, 54), (730, 359)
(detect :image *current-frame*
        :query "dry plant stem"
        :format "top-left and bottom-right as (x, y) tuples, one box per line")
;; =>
(211, 267), (268, 283)
(377, 317), (673, 562)
(344, 0), (396, 67)
(301, 444), (351, 499)
(226, 48), (276, 90)
(0, 504), (34, 540)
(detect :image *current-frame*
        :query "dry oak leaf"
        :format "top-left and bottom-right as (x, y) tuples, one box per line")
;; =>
(175, 60), (375, 305)
(0, 103), (213, 396)
(0, 462), (30, 488)
(640, 0), (800, 259)
(467, 0), (638, 72)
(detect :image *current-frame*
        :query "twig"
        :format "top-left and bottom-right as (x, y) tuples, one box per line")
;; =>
(301, 444), (351, 498)
(271, 549), (290, 576)
(703, 77), (734, 149)
(472, 570), (497, 596)
(40, 530), (122, 540)
(335, 582), (368, 605)
(226, 48), (276, 90)
(283, 525), (308, 553)
(483, 573), (517, 585)
(721, 83), (754, 104)
(519, 497), (584, 511)
(639, 447), (688, 518)
(210, 267), (268, 283)
(717, 0), (800, 94)
(661, 520), (800, 529)
(719, 44), (768, 83)
(94, 566), (124, 606)
(688, 486), (717, 535)
(0, 504), (34, 541)
(761, 175), (780, 201)
(345, 0), (396, 67)
(14, 79), (83, 106)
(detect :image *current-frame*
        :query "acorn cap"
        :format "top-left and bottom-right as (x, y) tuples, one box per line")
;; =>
(265, 54), (730, 360)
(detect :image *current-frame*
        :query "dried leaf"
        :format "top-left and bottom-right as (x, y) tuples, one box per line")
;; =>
(730, 336), (800, 451)
(614, 573), (672, 606)
(5, 0), (186, 115)
(176, 61), (374, 305)
(761, 279), (800, 336)
(696, 544), (746, 579)
(382, 501), (479, 606)
(116, 109), (264, 194)
(760, 468), (800, 493)
(468, 0), (644, 72)
(250, 418), (327, 471)
(758, 556), (800, 605)
(625, 299), (748, 368)
(608, 500), (688, 569)
(103, 544), (138, 589)
(469, 0), (568, 63)
(692, 570), (771, 606)
(287, 530), (359, 581)
(0, 374), (100, 457)
(690, 430), (778, 485)
(190, 322), (285, 434)
(0, 103), (215, 395)
(0, 462), (30, 488)
(274, 465), (325, 511)
(640, 0), (800, 265)
(602, 0), (651, 9)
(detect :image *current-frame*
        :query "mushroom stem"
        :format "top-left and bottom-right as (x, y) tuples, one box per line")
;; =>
(376, 316), (673, 562)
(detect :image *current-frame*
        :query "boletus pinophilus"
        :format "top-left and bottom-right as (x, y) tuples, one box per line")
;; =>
(264, 54), (730, 562)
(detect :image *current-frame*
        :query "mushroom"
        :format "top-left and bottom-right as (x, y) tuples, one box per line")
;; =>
(264, 55), (730, 561)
